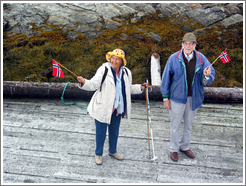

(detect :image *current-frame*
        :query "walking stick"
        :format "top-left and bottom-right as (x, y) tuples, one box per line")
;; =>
(145, 77), (151, 159)
(145, 78), (157, 161)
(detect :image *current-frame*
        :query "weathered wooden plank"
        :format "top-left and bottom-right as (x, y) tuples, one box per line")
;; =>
(3, 109), (242, 147)
(2, 99), (243, 143)
(3, 127), (243, 183)
(2, 98), (243, 183)
(3, 131), (243, 183)
(3, 81), (243, 103)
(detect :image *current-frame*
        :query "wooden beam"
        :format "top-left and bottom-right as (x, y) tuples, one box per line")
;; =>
(3, 81), (243, 103)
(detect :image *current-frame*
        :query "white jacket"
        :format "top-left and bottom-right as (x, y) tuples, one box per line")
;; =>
(78, 62), (143, 124)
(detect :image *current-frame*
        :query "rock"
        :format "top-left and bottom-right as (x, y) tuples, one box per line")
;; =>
(147, 32), (162, 42)
(226, 4), (242, 14)
(193, 25), (221, 36)
(105, 19), (122, 30)
(2, 3), (244, 40)
(173, 3), (192, 13)
(186, 7), (227, 27)
(3, 19), (9, 31)
(131, 12), (146, 24)
(220, 14), (243, 27)
(156, 3), (181, 15)
(142, 4), (156, 14)
(187, 3), (203, 10)
(120, 33), (130, 40)
(125, 3), (156, 14)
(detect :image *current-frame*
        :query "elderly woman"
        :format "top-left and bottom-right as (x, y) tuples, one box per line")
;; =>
(77, 49), (148, 165)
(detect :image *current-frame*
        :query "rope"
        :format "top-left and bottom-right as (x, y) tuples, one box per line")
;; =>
(61, 82), (87, 109)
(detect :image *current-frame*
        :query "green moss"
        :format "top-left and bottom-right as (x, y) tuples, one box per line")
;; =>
(3, 14), (243, 88)
(23, 74), (48, 82)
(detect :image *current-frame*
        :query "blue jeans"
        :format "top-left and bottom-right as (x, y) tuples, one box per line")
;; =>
(95, 110), (121, 156)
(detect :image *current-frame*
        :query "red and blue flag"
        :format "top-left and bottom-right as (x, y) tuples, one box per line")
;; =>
(219, 49), (231, 64)
(52, 60), (65, 78)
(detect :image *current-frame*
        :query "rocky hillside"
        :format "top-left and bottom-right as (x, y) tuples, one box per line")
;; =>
(3, 3), (243, 40)
(2, 3), (244, 87)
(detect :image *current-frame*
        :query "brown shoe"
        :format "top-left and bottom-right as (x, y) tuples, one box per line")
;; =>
(180, 149), (195, 158)
(170, 152), (178, 161)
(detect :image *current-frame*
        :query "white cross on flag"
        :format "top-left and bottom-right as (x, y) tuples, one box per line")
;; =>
(52, 60), (65, 78)
(219, 49), (231, 64)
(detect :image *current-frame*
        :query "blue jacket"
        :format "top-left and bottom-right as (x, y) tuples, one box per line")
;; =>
(160, 49), (215, 110)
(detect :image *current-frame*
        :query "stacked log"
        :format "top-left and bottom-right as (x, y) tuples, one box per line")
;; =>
(3, 81), (243, 103)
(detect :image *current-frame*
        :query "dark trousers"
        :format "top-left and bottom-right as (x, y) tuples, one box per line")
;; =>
(95, 110), (121, 156)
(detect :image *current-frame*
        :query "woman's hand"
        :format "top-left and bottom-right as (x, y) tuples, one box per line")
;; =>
(141, 82), (149, 90)
(77, 76), (85, 85)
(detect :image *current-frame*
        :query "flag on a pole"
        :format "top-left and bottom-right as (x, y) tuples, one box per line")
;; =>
(52, 60), (65, 78)
(219, 49), (231, 64)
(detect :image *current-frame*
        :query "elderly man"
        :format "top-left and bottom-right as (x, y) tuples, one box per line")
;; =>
(160, 32), (215, 161)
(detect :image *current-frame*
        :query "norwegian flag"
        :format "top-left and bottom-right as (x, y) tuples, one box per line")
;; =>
(52, 60), (64, 78)
(219, 49), (231, 64)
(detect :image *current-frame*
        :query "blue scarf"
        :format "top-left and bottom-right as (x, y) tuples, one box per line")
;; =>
(114, 67), (124, 115)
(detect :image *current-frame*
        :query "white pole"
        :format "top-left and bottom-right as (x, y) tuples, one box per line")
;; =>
(150, 128), (157, 161)
(150, 52), (162, 86)
(145, 79), (157, 161)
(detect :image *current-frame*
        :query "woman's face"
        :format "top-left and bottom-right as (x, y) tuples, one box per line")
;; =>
(110, 55), (123, 72)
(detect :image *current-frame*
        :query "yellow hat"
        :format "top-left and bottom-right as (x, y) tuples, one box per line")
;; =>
(106, 49), (127, 66)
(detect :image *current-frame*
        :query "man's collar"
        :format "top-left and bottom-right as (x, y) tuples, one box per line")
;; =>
(183, 49), (194, 60)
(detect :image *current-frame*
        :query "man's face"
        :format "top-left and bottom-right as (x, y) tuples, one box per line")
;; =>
(182, 41), (196, 55)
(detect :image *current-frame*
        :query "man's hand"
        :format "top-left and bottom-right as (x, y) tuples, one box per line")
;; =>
(164, 100), (171, 110)
(204, 66), (211, 76)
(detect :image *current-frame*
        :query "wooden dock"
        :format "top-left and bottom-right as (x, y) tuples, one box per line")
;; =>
(2, 98), (244, 184)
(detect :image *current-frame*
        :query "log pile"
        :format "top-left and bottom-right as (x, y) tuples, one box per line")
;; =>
(3, 81), (243, 103)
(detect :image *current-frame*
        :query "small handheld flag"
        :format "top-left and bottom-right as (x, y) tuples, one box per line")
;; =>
(52, 60), (65, 78)
(219, 49), (231, 64)
(209, 49), (230, 67)
(52, 59), (78, 77)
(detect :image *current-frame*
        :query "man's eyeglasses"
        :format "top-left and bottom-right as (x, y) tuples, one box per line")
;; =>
(183, 42), (195, 46)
